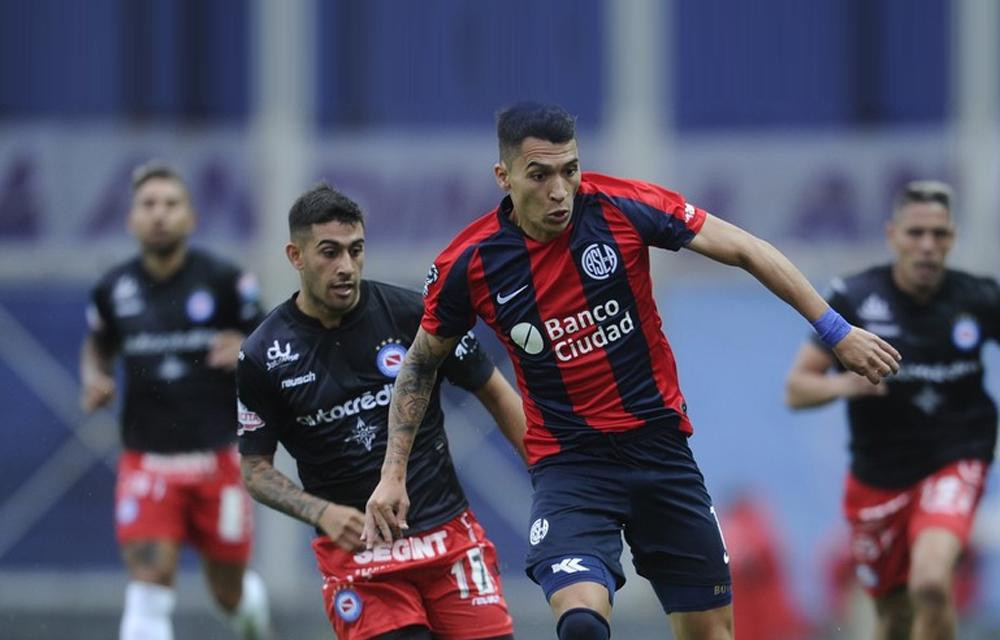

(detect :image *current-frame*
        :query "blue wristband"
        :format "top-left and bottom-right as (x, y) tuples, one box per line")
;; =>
(812, 308), (851, 348)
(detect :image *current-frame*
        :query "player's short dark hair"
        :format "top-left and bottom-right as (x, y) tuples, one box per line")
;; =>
(893, 180), (953, 216)
(496, 102), (576, 164)
(288, 183), (365, 237)
(131, 161), (186, 193)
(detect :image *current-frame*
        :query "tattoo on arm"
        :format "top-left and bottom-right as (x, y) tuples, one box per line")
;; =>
(384, 331), (454, 469)
(241, 455), (328, 526)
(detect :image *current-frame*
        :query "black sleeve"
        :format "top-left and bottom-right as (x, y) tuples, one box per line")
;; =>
(439, 329), (495, 392)
(86, 280), (120, 351)
(984, 276), (1000, 342)
(236, 351), (282, 456)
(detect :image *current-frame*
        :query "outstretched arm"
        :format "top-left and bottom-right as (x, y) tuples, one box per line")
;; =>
(785, 341), (888, 409)
(240, 453), (365, 551)
(687, 214), (901, 383)
(363, 328), (457, 545)
(473, 368), (528, 464)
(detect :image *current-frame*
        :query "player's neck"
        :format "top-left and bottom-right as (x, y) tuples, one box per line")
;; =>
(891, 263), (941, 304)
(141, 245), (188, 281)
(510, 209), (560, 243)
(296, 291), (351, 329)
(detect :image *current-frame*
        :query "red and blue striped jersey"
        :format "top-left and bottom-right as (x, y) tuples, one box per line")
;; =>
(422, 172), (706, 465)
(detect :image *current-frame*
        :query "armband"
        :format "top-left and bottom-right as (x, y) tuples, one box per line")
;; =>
(812, 308), (851, 348)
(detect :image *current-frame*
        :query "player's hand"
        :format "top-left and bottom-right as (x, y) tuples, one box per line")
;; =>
(317, 503), (366, 552)
(207, 330), (245, 370)
(837, 371), (889, 399)
(80, 370), (116, 412)
(363, 476), (410, 547)
(831, 327), (901, 385)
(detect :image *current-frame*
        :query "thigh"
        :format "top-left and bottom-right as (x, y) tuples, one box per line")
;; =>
(418, 521), (514, 640)
(909, 459), (987, 548)
(843, 473), (913, 598)
(189, 448), (254, 564)
(622, 433), (730, 606)
(115, 451), (187, 547)
(525, 461), (628, 593)
(312, 537), (430, 640)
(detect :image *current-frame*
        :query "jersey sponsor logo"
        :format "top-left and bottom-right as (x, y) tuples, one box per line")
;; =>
(423, 263), (439, 297)
(375, 341), (407, 377)
(281, 371), (316, 389)
(333, 588), (362, 623)
(352, 530), (448, 565)
(186, 289), (215, 323)
(345, 417), (379, 451)
(529, 518), (549, 545)
(893, 359), (981, 383)
(112, 275), (144, 317)
(237, 399), (266, 435)
(496, 284), (529, 305)
(952, 315), (980, 351)
(551, 557), (588, 574)
(864, 322), (900, 338)
(857, 293), (891, 322)
(266, 340), (300, 370)
(580, 243), (618, 280)
(123, 329), (216, 355)
(510, 322), (545, 355)
(543, 298), (634, 362)
(296, 383), (393, 426)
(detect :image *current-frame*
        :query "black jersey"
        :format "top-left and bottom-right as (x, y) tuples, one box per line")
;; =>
(816, 265), (1000, 488)
(87, 248), (264, 453)
(236, 280), (495, 535)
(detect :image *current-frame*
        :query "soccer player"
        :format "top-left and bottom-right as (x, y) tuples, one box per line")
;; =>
(363, 102), (901, 640)
(785, 181), (997, 640)
(236, 184), (524, 640)
(79, 162), (272, 640)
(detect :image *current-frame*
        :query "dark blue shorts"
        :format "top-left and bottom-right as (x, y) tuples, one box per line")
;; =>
(525, 424), (732, 612)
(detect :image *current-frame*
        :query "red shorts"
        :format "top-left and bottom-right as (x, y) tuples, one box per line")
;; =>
(115, 446), (253, 564)
(312, 510), (513, 640)
(843, 459), (987, 598)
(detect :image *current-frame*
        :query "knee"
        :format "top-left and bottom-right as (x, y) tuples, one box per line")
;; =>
(210, 580), (243, 614)
(909, 576), (951, 612)
(557, 608), (610, 640)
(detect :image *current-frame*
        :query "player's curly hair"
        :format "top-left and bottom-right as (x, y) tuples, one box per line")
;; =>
(288, 183), (365, 237)
(496, 102), (576, 164)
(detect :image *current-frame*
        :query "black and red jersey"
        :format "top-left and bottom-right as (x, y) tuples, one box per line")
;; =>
(422, 172), (706, 465)
(817, 265), (1000, 488)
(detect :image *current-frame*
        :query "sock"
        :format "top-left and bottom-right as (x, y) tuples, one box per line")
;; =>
(557, 607), (610, 640)
(120, 581), (175, 640)
(228, 570), (272, 640)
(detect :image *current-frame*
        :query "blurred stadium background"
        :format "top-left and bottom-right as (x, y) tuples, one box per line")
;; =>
(2, 0), (1000, 638)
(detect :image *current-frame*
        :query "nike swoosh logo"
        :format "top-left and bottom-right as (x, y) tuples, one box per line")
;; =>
(496, 285), (529, 305)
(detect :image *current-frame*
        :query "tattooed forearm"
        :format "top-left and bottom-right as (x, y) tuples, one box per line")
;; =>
(383, 329), (456, 472)
(241, 454), (329, 526)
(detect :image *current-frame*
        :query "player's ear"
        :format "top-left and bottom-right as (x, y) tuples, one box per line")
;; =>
(285, 241), (304, 270)
(494, 162), (511, 192)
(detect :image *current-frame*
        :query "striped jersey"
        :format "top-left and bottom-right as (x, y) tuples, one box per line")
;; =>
(422, 172), (706, 464)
